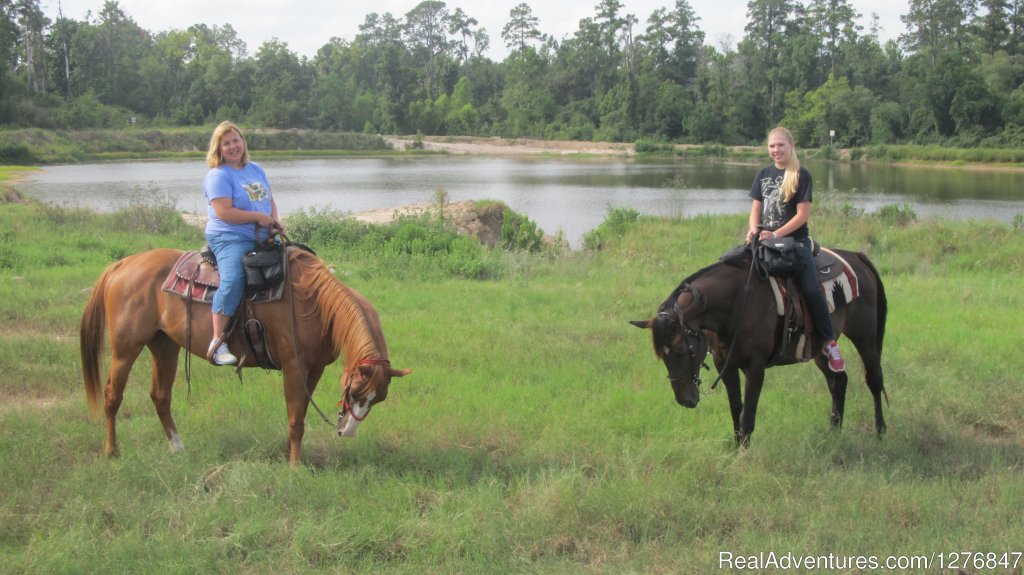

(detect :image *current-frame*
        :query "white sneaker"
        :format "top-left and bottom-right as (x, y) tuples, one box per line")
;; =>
(209, 341), (237, 365)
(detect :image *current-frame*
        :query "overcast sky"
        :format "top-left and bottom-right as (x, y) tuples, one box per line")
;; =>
(41, 0), (907, 61)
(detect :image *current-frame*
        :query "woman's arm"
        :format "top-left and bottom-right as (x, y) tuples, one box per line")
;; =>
(210, 197), (277, 227)
(746, 200), (763, 243)
(769, 201), (810, 239)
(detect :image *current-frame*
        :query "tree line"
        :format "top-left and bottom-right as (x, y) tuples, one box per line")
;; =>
(2, 0), (1023, 148)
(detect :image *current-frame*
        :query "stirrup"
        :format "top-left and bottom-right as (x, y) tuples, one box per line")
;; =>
(207, 335), (237, 366)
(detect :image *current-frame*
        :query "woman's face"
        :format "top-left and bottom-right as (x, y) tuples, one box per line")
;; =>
(768, 133), (792, 168)
(219, 130), (246, 167)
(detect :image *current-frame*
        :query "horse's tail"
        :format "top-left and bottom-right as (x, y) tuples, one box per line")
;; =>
(80, 260), (121, 416)
(858, 252), (889, 405)
(858, 252), (887, 355)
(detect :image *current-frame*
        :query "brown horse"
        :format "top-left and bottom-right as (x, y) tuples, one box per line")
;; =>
(80, 247), (410, 465)
(631, 247), (887, 446)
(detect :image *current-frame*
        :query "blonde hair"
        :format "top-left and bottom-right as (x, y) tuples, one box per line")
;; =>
(206, 121), (249, 168)
(769, 127), (800, 202)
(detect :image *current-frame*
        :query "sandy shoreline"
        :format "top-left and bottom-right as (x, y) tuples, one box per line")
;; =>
(383, 135), (639, 156)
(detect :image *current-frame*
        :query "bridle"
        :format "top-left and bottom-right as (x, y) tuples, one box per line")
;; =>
(339, 357), (391, 422)
(661, 311), (710, 389)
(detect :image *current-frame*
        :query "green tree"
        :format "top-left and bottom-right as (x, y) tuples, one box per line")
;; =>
(807, 0), (861, 78)
(742, 0), (798, 123)
(975, 0), (1011, 54)
(404, 0), (452, 99)
(502, 3), (544, 54)
(248, 40), (312, 127)
(900, 0), (978, 62)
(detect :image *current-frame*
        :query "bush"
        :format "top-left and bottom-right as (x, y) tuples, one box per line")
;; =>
(634, 139), (675, 153)
(873, 203), (917, 226)
(501, 208), (544, 252)
(582, 206), (641, 250)
(285, 207), (505, 280)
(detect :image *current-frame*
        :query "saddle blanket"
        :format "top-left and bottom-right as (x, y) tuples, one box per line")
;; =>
(768, 248), (860, 315)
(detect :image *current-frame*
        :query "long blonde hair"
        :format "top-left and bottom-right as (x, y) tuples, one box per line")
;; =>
(206, 121), (250, 168)
(769, 127), (800, 202)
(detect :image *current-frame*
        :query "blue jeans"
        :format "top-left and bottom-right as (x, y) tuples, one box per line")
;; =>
(206, 232), (251, 316)
(794, 238), (836, 342)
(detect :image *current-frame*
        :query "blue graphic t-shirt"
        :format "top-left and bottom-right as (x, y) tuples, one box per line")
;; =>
(747, 165), (812, 240)
(204, 161), (273, 241)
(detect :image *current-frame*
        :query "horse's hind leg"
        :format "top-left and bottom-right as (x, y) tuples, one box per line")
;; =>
(852, 340), (887, 437)
(148, 333), (184, 453)
(834, 335), (887, 437)
(104, 345), (145, 457)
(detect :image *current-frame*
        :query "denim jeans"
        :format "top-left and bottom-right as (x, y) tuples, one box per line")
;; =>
(206, 232), (252, 316)
(793, 238), (836, 342)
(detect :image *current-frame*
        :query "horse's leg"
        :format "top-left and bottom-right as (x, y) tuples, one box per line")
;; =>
(147, 333), (184, 453)
(814, 355), (849, 430)
(720, 368), (744, 445)
(737, 367), (766, 447)
(104, 343), (146, 458)
(848, 337), (887, 437)
(282, 366), (312, 466)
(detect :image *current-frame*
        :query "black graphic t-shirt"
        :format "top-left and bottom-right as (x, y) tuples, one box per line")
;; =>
(748, 165), (812, 240)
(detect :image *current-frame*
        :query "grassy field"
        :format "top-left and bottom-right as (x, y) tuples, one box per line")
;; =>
(1, 174), (1022, 573)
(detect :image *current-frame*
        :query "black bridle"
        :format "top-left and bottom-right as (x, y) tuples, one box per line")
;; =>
(661, 311), (710, 389)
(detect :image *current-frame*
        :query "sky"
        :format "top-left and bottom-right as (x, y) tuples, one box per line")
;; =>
(41, 0), (907, 61)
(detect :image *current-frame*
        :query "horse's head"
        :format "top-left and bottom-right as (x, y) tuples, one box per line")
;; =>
(630, 285), (709, 408)
(336, 358), (411, 437)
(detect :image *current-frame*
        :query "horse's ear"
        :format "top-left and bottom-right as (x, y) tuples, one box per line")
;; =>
(629, 319), (651, 329)
(388, 367), (412, 378)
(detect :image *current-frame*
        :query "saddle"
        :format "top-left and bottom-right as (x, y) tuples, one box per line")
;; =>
(767, 248), (860, 365)
(160, 248), (287, 305)
(161, 247), (290, 371)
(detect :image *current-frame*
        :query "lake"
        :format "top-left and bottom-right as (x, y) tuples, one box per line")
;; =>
(17, 156), (1024, 247)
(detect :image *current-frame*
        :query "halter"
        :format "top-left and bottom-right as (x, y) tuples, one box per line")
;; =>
(339, 358), (391, 421)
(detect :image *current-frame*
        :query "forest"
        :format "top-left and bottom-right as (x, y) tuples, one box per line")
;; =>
(2, 0), (1023, 148)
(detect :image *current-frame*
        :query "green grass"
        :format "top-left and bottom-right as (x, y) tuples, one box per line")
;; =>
(1, 191), (1022, 573)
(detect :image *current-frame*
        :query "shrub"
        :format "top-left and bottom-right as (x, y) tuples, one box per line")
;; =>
(582, 206), (641, 250)
(501, 208), (544, 252)
(873, 203), (917, 226)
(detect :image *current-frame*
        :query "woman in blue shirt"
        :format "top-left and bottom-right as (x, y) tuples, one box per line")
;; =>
(203, 121), (284, 365)
(746, 127), (845, 373)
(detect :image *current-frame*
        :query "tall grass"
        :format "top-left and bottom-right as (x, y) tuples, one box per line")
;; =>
(1, 196), (1022, 573)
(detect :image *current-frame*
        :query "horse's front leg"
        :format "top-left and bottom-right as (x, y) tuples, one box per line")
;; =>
(282, 366), (312, 466)
(719, 367), (744, 445)
(737, 367), (766, 447)
(816, 358), (849, 430)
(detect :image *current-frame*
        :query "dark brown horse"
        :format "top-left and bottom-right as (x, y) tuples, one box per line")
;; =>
(80, 247), (410, 465)
(631, 247), (887, 446)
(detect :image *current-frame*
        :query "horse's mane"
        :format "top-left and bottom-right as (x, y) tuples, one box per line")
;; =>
(289, 249), (383, 362)
(650, 249), (747, 358)
(657, 246), (750, 314)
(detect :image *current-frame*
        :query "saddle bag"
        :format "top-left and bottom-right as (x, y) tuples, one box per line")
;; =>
(242, 244), (285, 291)
(756, 236), (799, 276)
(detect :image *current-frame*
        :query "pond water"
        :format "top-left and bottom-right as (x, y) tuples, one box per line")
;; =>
(17, 156), (1024, 247)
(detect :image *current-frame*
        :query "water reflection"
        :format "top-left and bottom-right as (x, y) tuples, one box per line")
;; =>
(18, 156), (1024, 248)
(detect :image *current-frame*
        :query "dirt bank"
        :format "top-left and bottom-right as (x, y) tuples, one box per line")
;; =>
(384, 135), (636, 156)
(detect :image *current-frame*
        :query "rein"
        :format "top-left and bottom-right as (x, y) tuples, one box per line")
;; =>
(709, 244), (759, 390)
